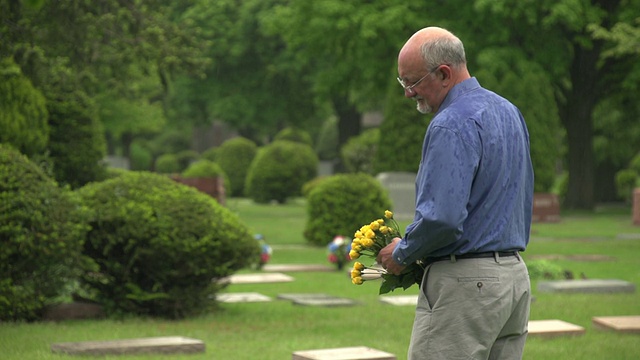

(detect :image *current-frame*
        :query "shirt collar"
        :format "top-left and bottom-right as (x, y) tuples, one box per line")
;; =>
(435, 77), (481, 116)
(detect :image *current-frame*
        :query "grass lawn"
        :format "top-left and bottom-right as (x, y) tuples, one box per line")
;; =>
(1, 198), (639, 359)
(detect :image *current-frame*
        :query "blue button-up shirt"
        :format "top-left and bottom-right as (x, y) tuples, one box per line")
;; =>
(392, 77), (534, 266)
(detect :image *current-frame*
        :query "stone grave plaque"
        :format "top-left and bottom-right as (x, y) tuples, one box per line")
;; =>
(218, 272), (294, 285)
(537, 279), (636, 294)
(278, 293), (335, 301)
(278, 293), (357, 307)
(592, 316), (640, 333)
(528, 320), (585, 337)
(292, 346), (396, 360)
(379, 295), (418, 306)
(376, 172), (416, 221)
(51, 336), (205, 356)
(263, 264), (334, 272)
(216, 292), (272, 303)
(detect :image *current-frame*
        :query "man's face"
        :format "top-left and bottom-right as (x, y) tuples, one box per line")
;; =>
(397, 52), (440, 114)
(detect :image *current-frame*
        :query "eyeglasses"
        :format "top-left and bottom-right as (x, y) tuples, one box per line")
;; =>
(396, 66), (440, 94)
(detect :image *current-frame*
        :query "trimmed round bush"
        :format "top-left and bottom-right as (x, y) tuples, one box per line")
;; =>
(155, 153), (180, 174)
(175, 150), (200, 172)
(0, 144), (88, 321)
(201, 146), (219, 162)
(215, 137), (257, 197)
(246, 140), (319, 204)
(341, 128), (380, 174)
(77, 171), (260, 318)
(273, 127), (313, 146)
(304, 173), (392, 246)
(182, 159), (231, 193)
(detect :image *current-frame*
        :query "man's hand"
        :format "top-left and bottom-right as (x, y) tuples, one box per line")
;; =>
(376, 237), (406, 275)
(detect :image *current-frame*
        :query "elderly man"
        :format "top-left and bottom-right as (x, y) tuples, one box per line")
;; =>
(377, 27), (534, 360)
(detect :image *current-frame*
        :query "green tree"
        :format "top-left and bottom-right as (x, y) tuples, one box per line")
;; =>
(264, 1), (426, 151)
(0, 57), (48, 157)
(463, 0), (640, 208)
(173, 0), (321, 141)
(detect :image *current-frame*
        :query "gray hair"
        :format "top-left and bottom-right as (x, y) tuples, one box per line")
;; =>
(420, 35), (466, 70)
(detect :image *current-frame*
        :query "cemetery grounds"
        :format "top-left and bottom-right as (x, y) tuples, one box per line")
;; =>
(0, 198), (638, 359)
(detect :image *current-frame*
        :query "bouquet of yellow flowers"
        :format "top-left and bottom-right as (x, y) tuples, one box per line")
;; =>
(349, 210), (424, 295)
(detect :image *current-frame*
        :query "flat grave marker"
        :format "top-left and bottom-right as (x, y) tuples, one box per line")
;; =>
(51, 336), (205, 356)
(292, 346), (396, 360)
(379, 295), (418, 306)
(528, 320), (585, 337)
(218, 272), (294, 285)
(263, 264), (335, 272)
(216, 292), (272, 303)
(537, 279), (635, 294)
(592, 315), (640, 333)
(278, 293), (357, 307)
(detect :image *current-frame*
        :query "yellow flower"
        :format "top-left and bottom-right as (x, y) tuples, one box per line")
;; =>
(369, 221), (380, 231)
(354, 230), (363, 239)
(353, 262), (365, 271)
(380, 226), (389, 234)
(365, 229), (376, 239)
(360, 238), (374, 248)
(385, 210), (393, 219)
(351, 269), (361, 278)
(351, 243), (362, 252)
(352, 276), (363, 285)
(349, 250), (360, 259)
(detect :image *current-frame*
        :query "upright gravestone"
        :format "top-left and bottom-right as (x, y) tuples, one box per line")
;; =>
(376, 172), (416, 221)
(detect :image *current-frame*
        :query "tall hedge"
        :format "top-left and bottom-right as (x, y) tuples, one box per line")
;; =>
(215, 137), (257, 197)
(304, 173), (392, 246)
(246, 140), (318, 204)
(0, 144), (89, 321)
(77, 171), (260, 318)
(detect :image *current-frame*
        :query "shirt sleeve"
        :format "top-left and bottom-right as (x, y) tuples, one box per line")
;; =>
(392, 124), (480, 265)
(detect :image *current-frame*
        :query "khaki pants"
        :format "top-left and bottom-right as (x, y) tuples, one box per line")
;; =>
(408, 253), (530, 360)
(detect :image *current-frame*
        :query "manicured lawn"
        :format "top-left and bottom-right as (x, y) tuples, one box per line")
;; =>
(1, 199), (638, 359)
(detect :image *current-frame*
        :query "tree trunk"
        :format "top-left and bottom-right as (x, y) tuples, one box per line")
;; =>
(559, 43), (602, 210)
(595, 162), (620, 203)
(332, 96), (361, 172)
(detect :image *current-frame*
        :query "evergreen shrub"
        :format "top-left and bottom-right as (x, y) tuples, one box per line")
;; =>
(273, 127), (313, 146)
(182, 159), (231, 192)
(215, 137), (257, 197)
(77, 171), (260, 319)
(175, 150), (200, 172)
(46, 88), (107, 188)
(246, 140), (318, 204)
(0, 144), (89, 321)
(341, 128), (380, 174)
(155, 153), (180, 174)
(304, 173), (392, 246)
(315, 117), (339, 161)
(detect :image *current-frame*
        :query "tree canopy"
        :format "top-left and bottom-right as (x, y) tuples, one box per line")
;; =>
(2, 0), (639, 208)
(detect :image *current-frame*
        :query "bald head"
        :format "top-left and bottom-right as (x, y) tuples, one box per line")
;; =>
(399, 27), (467, 71)
(397, 27), (471, 113)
